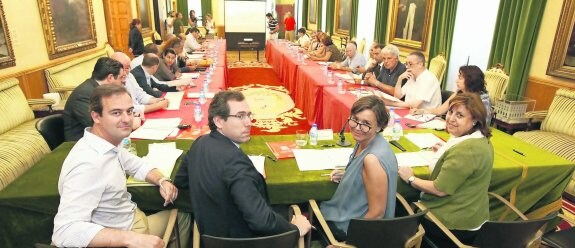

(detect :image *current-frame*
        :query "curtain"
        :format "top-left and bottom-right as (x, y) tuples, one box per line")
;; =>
(176, 0), (188, 26)
(201, 0), (212, 21)
(317, 0), (323, 31)
(302, 0), (309, 29)
(373, 0), (389, 44)
(350, 0), (359, 39)
(325, 0), (335, 35)
(428, 0), (458, 89)
(488, 0), (547, 98)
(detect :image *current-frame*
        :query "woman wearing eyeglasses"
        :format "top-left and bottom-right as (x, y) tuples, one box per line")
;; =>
(319, 95), (398, 241)
(398, 93), (493, 246)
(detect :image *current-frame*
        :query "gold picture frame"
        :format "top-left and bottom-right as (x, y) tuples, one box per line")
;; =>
(0, 0), (15, 69)
(388, 0), (433, 50)
(547, 0), (575, 80)
(307, 0), (318, 31)
(136, 0), (154, 37)
(334, 0), (352, 36)
(37, 0), (97, 59)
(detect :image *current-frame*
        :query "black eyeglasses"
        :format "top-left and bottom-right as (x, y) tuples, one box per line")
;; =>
(348, 118), (372, 132)
(226, 112), (255, 121)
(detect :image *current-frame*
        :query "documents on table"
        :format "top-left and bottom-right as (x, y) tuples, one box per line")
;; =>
(317, 129), (334, 141)
(403, 113), (436, 122)
(372, 90), (403, 103)
(395, 151), (435, 167)
(416, 119), (446, 130)
(167, 78), (192, 87)
(334, 73), (354, 80)
(293, 148), (353, 171)
(187, 92), (215, 98)
(127, 142), (183, 186)
(180, 73), (200, 79)
(248, 155), (266, 178)
(404, 133), (445, 149)
(130, 118), (181, 140)
(164, 92), (184, 110)
(188, 54), (205, 59)
(317, 61), (332, 66)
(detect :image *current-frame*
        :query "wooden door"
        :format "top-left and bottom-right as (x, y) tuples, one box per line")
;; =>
(104, 0), (132, 56)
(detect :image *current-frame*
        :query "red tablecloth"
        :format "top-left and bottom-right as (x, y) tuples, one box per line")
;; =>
(293, 66), (338, 126)
(320, 86), (423, 132)
(265, 40), (286, 76)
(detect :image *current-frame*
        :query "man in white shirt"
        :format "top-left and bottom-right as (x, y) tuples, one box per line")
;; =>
(331, 41), (366, 74)
(295, 28), (311, 47)
(111, 52), (169, 114)
(165, 11), (174, 35)
(385, 51), (441, 109)
(183, 27), (203, 54)
(52, 84), (190, 248)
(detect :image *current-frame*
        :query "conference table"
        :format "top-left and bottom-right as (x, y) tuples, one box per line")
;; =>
(1, 129), (573, 247)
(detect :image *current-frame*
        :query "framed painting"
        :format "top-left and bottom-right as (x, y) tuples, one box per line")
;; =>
(136, 0), (154, 37)
(547, 0), (575, 80)
(37, 0), (97, 59)
(0, 0), (15, 69)
(334, 0), (352, 36)
(388, 0), (433, 50)
(307, 0), (318, 31)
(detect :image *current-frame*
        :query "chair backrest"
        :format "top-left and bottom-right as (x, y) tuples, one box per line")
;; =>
(428, 55), (447, 86)
(484, 66), (509, 103)
(201, 229), (299, 248)
(35, 113), (64, 151)
(346, 210), (427, 248)
(472, 214), (555, 248)
(358, 38), (366, 54)
(0, 78), (35, 135)
(541, 88), (575, 136)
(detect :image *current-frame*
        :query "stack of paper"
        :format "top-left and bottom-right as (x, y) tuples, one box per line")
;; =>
(404, 133), (445, 149)
(180, 73), (200, 79)
(164, 92), (184, 110)
(334, 73), (354, 80)
(395, 151), (435, 167)
(417, 119), (446, 130)
(403, 114), (436, 122)
(130, 118), (181, 140)
(372, 90), (403, 103)
(127, 142), (183, 186)
(188, 54), (205, 59)
(187, 92), (216, 98)
(293, 148), (353, 171)
(248, 155), (266, 178)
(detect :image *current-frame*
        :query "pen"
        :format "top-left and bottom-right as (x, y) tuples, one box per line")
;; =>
(266, 155), (277, 162)
(513, 149), (525, 156)
(321, 144), (335, 147)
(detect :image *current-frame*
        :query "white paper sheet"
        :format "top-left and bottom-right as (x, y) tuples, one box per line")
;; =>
(187, 92), (216, 98)
(188, 54), (205, 59)
(130, 118), (182, 140)
(403, 114), (436, 122)
(395, 151), (435, 167)
(417, 119), (446, 130)
(334, 73), (354, 80)
(248, 155), (266, 178)
(127, 144), (183, 186)
(404, 133), (445, 149)
(180, 73), (200, 79)
(164, 92), (184, 110)
(372, 90), (403, 102)
(293, 148), (353, 171)
(317, 129), (334, 141)
(142, 118), (181, 129)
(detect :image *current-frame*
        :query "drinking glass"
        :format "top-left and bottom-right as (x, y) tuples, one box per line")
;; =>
(295, 130), (308, 147)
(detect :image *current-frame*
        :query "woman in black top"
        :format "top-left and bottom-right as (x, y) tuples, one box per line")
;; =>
(128, 19), (144, 56)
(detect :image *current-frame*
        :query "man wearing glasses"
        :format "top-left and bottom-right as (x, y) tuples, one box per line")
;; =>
(175, 91), (311, 238)
(385, 51), (441, 109)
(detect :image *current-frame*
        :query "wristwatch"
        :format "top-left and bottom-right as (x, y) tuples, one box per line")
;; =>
(407, 176), (416, 186)
(158, 177), (173, 186)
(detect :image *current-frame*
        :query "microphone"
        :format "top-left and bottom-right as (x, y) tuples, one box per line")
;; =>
(336, 121), (351, 147)
(390, 140), (407, 152)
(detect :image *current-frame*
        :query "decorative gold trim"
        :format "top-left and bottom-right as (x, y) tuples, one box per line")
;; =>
(307, 0), (318, 31)
(388, 0), (434, 50)
(333, 0), (351, 36)
(547, 0), (575, 80)
(136, 0), (154, 38)
(0, 0), (16, 69)
(37, 0), (97, 60)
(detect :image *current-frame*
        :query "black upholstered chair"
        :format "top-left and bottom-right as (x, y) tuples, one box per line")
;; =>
(441, 90), (454, 104)
(35, 113), (64, 150)
(201, 229), (299, 248)
(541, 211), (575, 248)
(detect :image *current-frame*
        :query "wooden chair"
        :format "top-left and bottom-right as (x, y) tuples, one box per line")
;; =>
(484, 64), (509, 103)
(308, 193), (426, 248)
(193, 205), (304, 248)
(428, 55), (447, 86)
(414, 192), (554, 248)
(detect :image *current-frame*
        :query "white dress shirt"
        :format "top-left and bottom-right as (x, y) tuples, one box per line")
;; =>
(401, 69), (442, 109)
(341, 53), (367, 74)
(124, 73), (153, 114)
(183, 33), (201, 54)
(52, 128), (155, 247)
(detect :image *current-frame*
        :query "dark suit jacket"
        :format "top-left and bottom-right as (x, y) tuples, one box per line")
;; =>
(131, 66), (177, 98)
(63, 78), (98, 141)
(175, 131), (296, 238)
(128, 27), (144, 56)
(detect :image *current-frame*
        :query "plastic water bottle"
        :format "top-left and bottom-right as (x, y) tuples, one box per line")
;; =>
(337, 79), (345, 94)
(309, 123), (318, 146)
(392, 119), (403, 141)
(199, 89), (207, 105)
(327, 71), (333, 84)
(324, 64), (329, 75)
(356, 87), (363, 99)
(203, 80), (209, 93)
(206, 74), (212, 83)
(194, 102), (203, 122)
(121, 137), (137, 155)
(388, 107), (396, 127)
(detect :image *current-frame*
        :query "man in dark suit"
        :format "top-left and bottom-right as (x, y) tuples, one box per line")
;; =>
(175, 91), (311, 238)
(63, 57), (135, 141)
(360, 43), (384, 80)
(131, 53), (179, 98)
